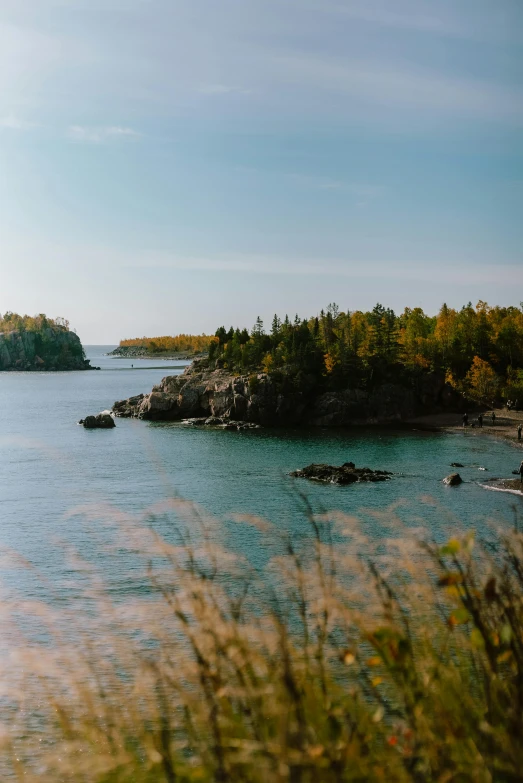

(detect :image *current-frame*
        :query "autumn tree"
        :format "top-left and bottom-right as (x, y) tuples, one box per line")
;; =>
(466, 356), (499, 403)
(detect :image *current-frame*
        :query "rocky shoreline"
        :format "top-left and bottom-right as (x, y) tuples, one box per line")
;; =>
(108, 346), (205, 361)
(112, 357), (464, 427)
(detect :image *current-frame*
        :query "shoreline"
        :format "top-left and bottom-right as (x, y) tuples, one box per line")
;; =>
(107, 349), (206, 361)
(480, 480), (523, 497)
(406, 408), (523, 451)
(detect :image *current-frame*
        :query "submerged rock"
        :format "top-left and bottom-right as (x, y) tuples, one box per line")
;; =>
(443, 473), (462, 486)
(290, 462), (392, 485)
(450, 462), (464, 468)
(80, 413), (116, 429)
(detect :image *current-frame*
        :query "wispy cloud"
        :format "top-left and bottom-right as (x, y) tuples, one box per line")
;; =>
(315, 0), (522, 43)
(67, 125), (141, 144)
(275, 53), (523, 123)
(0, 113), (37, 130)
(320, 0), (456, 36)
(125, 252), (523, 286)
(198, 84), (252, 96)
(236, 166), (384, 203)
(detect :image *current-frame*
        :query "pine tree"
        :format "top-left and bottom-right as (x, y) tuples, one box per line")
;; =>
(252, 316), (264, 336)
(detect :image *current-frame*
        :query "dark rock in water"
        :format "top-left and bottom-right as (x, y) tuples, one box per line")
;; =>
(443, 473), (462, 486)
(450, 462), (464, 468)
(290, 463), (392, 485)
(205, 417), (224, 426)
(182, 418), (207, 426)
(80, 413), (116, 429)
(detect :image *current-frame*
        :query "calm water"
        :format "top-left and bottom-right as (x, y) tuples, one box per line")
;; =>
(1, 345), (522, 601)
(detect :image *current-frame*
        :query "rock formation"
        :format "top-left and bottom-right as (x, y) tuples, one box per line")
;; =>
(443, 473), (463, 486)
(79, 413), (116, 429)
(290, 462), (392, 484)
(112, 358), (462, 428)
(0, 328), (91, 371)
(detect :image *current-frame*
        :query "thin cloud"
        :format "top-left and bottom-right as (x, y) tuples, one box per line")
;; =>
(67, 125), (141, 143)
(315, 0), (522, 43)
(0, 113), (37, 130)
(124, 253), (523, 286)
(198, 84), (252, 95)
(275, 53), (523, 123)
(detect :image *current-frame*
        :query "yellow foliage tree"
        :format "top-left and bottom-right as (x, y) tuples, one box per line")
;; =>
(466, 356), (499, 402)
(262, 352), (274, 373)
(324, 351), (339, 374)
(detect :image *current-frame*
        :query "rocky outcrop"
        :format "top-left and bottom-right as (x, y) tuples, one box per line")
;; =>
(0, 328), (91, 371)
(79, 413), (116, 429)
(290, 462), (392, 484)
(112, 359), (463, 428)
(182, 417), (260, 431)
(443, 473), (463, 486)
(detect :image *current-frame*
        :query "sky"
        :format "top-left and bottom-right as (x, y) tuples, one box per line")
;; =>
(0, 0), (522, 343)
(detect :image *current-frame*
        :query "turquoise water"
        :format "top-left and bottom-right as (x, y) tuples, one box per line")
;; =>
(1, 346), (522, 601)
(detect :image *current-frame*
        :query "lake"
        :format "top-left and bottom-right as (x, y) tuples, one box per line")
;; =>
(1, 345), (522, 603)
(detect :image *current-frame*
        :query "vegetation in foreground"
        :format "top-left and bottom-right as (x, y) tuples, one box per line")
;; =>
(4, 501), (523, 782)
(210, 301), (523, 404)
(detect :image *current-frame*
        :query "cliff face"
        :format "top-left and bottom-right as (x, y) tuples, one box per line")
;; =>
(113, 359), (462, 427)
(0, 328), (90, 371)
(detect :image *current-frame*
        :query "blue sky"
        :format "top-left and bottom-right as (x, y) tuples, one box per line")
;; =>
(0, 0), (522, 342)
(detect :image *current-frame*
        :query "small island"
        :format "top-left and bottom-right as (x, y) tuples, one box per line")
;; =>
(0, 313), (92, 371)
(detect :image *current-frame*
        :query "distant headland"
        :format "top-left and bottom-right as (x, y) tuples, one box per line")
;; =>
(0, 313), (92, 371)
(108, 334), (211, 360)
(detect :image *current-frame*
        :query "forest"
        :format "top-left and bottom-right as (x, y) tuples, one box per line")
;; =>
(0, 312), (71, 333)
(210, 301), (523, 404)
(119, 334), (212, 354)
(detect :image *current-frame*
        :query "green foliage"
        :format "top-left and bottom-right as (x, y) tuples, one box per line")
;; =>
(209, 301), (523, 398)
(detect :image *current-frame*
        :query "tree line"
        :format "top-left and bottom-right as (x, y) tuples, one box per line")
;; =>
(210, 301), (523, 404)
(119, 334), (212, 354)
(0, 312), (71, 333)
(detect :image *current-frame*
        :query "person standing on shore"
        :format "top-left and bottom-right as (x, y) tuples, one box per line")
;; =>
(491, 411), (496, 426)
(462, 413), (468, 427)
(518, 424), (522, 441)
(478, 413), (483, 428)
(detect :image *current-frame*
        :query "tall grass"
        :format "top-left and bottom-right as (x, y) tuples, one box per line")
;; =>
(2, 500), (523, 782)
